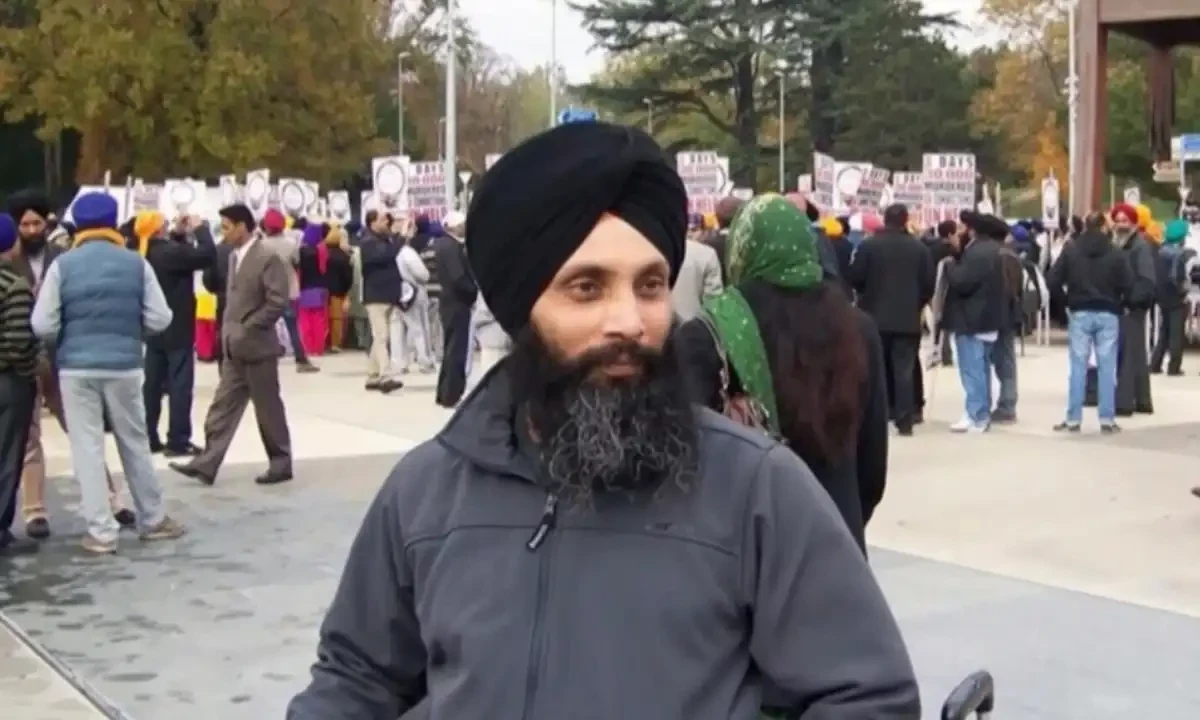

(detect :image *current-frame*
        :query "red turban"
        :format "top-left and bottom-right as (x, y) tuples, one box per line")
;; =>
(1110, 203), (1137, 223)
(262, 208), (286, 235)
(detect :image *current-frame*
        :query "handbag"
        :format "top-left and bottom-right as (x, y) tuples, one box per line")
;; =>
(697, 312), (772, 433)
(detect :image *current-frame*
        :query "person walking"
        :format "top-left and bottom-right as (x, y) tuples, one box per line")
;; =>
(170, 204), (295, 486)
(29, 193), (185, 554)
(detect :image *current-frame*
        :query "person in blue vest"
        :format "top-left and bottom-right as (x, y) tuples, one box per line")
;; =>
(30, 192), (187, 555)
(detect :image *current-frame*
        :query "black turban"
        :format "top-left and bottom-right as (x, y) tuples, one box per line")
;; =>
(961, 211), (1010, 241)
(6, 189), (51, 222)
(466, 122), (687, 336)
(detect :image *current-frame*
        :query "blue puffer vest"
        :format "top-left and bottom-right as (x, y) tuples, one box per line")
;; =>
(55, 240), (145, 371)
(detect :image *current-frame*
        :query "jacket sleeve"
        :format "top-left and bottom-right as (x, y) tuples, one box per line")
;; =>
(0, 276), (37, 370)
(847, 240), (869, 292)
(1127, 241), (1157, 308)
(701, 246), (724, 299)
(945, 245), (989, 296)
(917, 243), (935, 307)
(746, 446), (920, 718)
(141, 260), (174, 334)
(203, 244), (231, 294)
(1046, 245), (1067, 292)
(243, 253), (291, 330)
(399, 246), (430, 284)
(30, 260), (63, 340)
(677, 316), (723, 411)
(288, 469), (427, 719)
(856, 315), (889, 525)
(439, 243), (477, 301)
(159, 228), (218, 274)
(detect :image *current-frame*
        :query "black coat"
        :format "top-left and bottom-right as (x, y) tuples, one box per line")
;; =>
(940, 237), (1010, 336)
(676, 280), (889, 552)
(145, 225), (217, 350)
(432, 235), (477, 308)
(325, 247), (354, 297)
(298, 245), (327, 291)
(358, 232), (404, 305)
(848, 230), (935, 336)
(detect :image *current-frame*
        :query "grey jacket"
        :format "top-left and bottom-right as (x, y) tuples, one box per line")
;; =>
(672, 239), (724, 320)
(289, 364), (919, 719)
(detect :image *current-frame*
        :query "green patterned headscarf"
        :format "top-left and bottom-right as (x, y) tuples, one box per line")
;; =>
(701, 194), (823, 435)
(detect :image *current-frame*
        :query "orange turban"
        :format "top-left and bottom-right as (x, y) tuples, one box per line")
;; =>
(1135, 204), (1152, 230)
(133, 211), (166, 257)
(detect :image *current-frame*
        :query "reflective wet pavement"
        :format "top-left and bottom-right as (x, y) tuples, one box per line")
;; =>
(4, 453), (1200, 719)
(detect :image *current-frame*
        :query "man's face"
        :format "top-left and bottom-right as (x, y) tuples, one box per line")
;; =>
(512, 213), (695, 504)
(18, 210), (47, 252)
(220, 218), (247, 246)
(1112, 214), (1134, 233)
(529, 214), (673, 385)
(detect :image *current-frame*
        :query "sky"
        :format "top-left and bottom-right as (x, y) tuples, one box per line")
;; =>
(463, 0), (988, 83)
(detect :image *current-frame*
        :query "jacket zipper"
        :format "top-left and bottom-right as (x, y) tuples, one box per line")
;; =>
(521, 493), (558, 720)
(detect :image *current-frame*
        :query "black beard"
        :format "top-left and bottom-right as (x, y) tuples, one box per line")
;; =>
(506, 327), (699, 507)
(19, 234), (46, 254)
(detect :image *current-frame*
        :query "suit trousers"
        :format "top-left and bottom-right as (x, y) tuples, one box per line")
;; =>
(192, 356), (292, 479)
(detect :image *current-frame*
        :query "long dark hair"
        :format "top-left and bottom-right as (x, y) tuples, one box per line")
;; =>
(749, 278), (867, 467)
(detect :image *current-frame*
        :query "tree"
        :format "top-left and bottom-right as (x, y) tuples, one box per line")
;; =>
(0, 0), (396, 185)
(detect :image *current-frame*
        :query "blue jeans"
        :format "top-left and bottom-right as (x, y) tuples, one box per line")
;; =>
(1067, 310), (1120, 424)
(990, 331), (1018, 415)
(954, 334), (994, 425)
(282, 305), (309, 363)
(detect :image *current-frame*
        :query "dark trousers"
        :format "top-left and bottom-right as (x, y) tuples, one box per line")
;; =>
(192, 357), (291, 479)
(1150, 305), (1186, 375)
(881, 332), (920, 429)
(0, 372), (37, 532)
(1116, 309), (1153, 414)
(436, 302), (473, 408)
(144, 345), (195, 450)
(282, 305), (309, 363)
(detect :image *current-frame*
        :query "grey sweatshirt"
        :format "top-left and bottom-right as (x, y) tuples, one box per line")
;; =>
(288, 362), (920, 720)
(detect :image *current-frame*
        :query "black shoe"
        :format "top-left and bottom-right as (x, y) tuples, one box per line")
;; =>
(162, 443), (202, 459)
(113, 508), (137, 528)
(296, 362), (320, 374)
(169, 462), (216, 486)
(379, 379), (404, 394)
(990, 411), (1017, 425)
(1053, 422), (1081, 433)
(912, 411), (925, 426)
(1150, 368), (1162, 375)
(365, 380), (382, 391)
(0, 532), (39, 556)
(896, 425), (914, 437)
(254, 471), (293, 486)
(1135, 405), (1154, 415)
(1167, 370), (1184, 377)
(1115, 409), (1134, 418)
(1100, 423), (1122, 435)
(149, 440), (165, 454)
(25, 517), (50, 540)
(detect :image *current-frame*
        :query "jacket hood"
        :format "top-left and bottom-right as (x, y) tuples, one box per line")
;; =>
(1076, 230), (1112, 258)
(436, 358), (539, 484)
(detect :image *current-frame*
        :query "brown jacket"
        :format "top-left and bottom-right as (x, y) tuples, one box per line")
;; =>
(222, 237), (290, 362)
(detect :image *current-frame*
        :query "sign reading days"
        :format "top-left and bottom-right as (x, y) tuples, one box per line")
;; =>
(891, 172), (925, 215)
(921, 153), (976, 226)
(676, 151), (730, 214)
(408, 161), (449, 221)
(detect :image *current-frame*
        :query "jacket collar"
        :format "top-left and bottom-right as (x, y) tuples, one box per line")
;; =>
(436, 357), (539, 484)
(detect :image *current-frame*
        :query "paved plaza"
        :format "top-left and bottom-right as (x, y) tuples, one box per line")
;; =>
(4, 346), (1200, 719)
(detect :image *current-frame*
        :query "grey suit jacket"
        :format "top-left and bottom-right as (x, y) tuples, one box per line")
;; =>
(222, 237), (291, 362)
(671, 240), (724, 321)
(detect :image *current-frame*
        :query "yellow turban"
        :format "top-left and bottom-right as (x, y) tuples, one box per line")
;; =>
(820, 216), (843, 238)
(1146, 221), (1164, 245)
(1135, 204), (1152, 230)
(133, 211), (166, 257)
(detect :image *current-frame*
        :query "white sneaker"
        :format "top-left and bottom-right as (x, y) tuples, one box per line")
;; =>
(950, 417), (989, 434)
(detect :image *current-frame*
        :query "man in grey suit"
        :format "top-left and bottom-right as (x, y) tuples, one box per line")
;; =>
(170, 204), (294, 486)
(671, 235), (724, 320)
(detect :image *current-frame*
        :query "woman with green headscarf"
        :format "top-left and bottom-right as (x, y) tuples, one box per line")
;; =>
(677, 193), (889, 553)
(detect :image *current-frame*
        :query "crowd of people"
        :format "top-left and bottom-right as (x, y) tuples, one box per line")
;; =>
(1, 117), (1199, 715)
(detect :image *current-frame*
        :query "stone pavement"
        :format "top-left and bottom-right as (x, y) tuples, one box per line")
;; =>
(2, 348), (1200, 718)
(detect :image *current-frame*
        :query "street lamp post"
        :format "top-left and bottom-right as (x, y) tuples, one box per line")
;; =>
(643, 97), (654, 135)
(445, 0), (458, 210)
(398, 51), (410, 154)
(549, 0), (558, 127)
(775, 60), (788, 193)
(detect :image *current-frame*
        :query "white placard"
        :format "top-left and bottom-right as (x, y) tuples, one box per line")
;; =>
(328, 191), (351, 224)
(676, 151), (731, 214)
(891, 171), (925, 217)
(1041, 176), (1060, 227)
(219, 175), (240, 206)
(278, 178), (307, 214)
(371, 156), (411, 212)
(1123, 186), (1141, 206)
(245, 169), (271, 217)
(163, 179), (197, 215)
(796, 174), (813, 194)
(408, 161), (448, 221)
(922, 153), (976, 227)
(812, 153), (835, 216)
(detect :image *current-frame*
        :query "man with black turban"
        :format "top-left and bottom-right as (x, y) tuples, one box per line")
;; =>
(289, 122), (919, 719)
(941, 211), (1012, 433)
